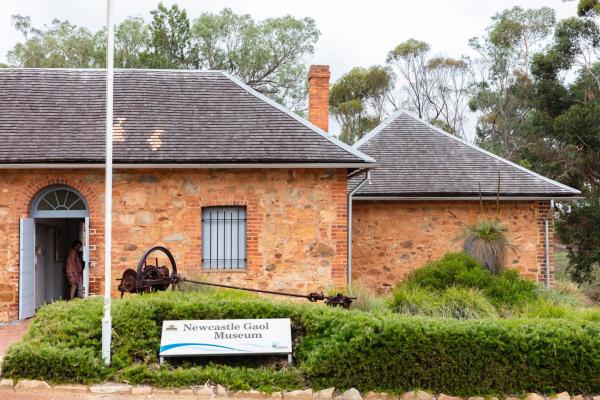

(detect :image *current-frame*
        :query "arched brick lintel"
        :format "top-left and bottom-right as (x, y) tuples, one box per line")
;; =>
(17, 175), (100, 218)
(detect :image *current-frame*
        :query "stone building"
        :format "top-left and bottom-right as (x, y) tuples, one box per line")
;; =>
(0, 66), (580, 321)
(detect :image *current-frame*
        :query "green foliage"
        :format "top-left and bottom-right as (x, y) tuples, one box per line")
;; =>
(144, 3), (193, 68)
(578, 0), (600, 16)
(386, 39), (472, 138)
(438, 287), (499, 319)
(329, 66), (394, 144)
(390, 285), (498, 320)
(4, 290), (600, 394)
(298, 310), (600, 395)
(6, 6), (319, 110)
(1, 342), (105, 383)
(402, 252), (538, 308)
(556, 196), (600, 284)
(7, 15), (105, 68)
(468, 6), (556, 157)
(461, 218), (510, 274)
(522, 3), (600, 285)
(120, 363), (303, 392)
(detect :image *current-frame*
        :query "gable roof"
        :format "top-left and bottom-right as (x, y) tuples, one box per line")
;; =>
(0, 68), (374, 167)
(351, 110), (581, 199)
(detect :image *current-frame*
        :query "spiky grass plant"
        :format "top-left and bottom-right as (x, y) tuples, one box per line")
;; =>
(458, 175), (511, 274)
(462, 218), (509, 274)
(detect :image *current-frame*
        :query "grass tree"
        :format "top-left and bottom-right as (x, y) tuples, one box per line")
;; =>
(460, 177), (511, 274)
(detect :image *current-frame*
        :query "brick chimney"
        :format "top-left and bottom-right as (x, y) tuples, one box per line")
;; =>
(308, 65), (330, 132)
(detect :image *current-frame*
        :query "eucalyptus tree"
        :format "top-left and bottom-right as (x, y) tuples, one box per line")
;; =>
(5, 4), (320, 110)
(386, 39), (473, 138)
(468, 6), (556, 158)
(329, 66), (394, 144)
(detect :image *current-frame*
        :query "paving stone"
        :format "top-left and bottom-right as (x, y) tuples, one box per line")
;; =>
(315, 387), (336, 399)
(14, 379), (51, 391)
(337, 388), (362, 400)
(551, 392), (571, 400)
(570, 396), (583, 400)
(215, 384), (229, 397)
(235, 389), (270, 399)
(271, 392), (283, 399)
(177, 388), (195, 395)
(438, 394), (461, 400)
(401, 391), (433, 400)
(89, 383), (132, 394)
(284, 389), (313, 400)
(526, 393), (545, 400)
(153, 388), (178, 395)
(366, 391), (396, 400)
(53, 384), (88, 393)
(468, 397), (485, 400)
(131, 385), (153, 395)
(0, 379), (14, 390)
(195, 385), (216, 397)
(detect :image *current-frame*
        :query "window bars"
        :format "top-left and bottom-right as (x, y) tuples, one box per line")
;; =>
(201, 206), (247, 270)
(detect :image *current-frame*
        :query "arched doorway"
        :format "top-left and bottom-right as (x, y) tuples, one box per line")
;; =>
(19, 185), (90, 319)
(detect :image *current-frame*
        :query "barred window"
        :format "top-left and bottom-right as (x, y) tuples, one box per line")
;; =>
(202, 206), (247, 270)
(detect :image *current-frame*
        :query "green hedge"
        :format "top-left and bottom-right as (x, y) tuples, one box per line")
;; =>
(3, 291), (600, 395)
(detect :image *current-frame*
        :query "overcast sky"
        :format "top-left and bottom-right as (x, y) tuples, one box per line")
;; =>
(0, 0), (579, 138)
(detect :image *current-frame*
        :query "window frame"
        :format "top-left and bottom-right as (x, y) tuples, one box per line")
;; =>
(201, 205), (248, 271)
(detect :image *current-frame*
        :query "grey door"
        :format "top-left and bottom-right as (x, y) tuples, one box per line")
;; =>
(19, 218), (35, 319)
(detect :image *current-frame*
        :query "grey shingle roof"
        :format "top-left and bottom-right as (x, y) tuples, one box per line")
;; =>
(0, 68), (373, 165)
(352, 110), (581, 198)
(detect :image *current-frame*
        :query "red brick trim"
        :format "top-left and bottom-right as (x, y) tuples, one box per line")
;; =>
(536, 200), (554, 286)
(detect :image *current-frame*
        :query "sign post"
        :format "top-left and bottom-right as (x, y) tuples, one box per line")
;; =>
(159, 319), (293, 364)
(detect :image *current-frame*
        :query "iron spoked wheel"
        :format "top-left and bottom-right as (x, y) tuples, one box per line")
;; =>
(118, 268), (138, 297)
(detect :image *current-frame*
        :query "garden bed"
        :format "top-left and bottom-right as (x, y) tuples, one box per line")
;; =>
(2, 291), (600, 394)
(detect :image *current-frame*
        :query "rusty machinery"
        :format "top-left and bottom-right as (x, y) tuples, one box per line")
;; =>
(117, 246), (356, 309)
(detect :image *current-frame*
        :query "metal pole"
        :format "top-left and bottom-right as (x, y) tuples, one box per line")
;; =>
(347, 171), (370, 286)
(545, 219), (550, 289)
(545, 199), (554, 289)
(102, 0), (114, 366)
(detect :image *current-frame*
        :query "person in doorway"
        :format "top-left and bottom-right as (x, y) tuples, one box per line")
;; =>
(66, 240), (83, 300)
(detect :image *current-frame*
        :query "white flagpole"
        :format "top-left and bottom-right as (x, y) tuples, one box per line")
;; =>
(102, 0), (114, 366)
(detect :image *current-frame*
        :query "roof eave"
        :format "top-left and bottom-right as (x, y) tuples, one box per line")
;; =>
(353, 194), (585, 201)
(0, 161), (376, 169)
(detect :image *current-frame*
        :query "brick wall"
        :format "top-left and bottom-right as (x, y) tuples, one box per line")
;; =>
(351, 200), (554, 293)
(0, 168), (348, 321)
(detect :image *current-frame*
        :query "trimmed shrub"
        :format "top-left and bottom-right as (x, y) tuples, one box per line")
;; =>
(120, 363), (303, 392)
(404, 252), (538, 307)
(3, 290), (600, 395)
(1, 342), (106, 382)
(298, 311), (600, 395)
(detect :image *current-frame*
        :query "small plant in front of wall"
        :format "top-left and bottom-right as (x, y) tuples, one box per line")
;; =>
(459, 174), (512, 274)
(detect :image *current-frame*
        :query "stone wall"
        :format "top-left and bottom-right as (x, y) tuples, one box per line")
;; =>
(0, 168), (348, 321)
(351, 200), (554, 293)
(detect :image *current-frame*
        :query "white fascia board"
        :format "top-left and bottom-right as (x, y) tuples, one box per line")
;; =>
(354, 109), (581, 195)
(0, 162), (374, 169)
(219, 71), (376, 165)
(353, 195), (585, 201)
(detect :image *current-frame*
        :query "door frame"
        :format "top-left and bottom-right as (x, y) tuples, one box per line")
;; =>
(19, 216), (91, 319)
(19, 218), (36, 320)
